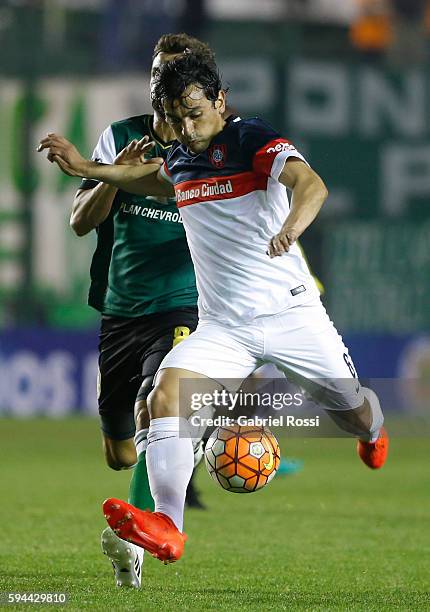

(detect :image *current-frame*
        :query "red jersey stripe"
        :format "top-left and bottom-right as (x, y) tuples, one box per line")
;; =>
(252, 138), (296, 177)
(163, 161), (172, 176)
(174, 171), (268, 208)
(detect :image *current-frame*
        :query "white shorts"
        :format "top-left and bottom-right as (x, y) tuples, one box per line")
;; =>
(158, 297), (364, 411)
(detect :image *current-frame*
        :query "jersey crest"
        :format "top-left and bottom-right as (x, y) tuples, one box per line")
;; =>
(209, 144), (227, 168)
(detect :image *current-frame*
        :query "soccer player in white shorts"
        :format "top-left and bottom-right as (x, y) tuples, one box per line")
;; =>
(38, 52), (389, 564)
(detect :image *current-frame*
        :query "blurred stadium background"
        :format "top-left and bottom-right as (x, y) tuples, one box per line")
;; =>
(1, 0), (429, 418)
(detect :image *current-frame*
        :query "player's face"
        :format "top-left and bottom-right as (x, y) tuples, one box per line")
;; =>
(150, 52), (182, 99)
(163, 85), (226, 154)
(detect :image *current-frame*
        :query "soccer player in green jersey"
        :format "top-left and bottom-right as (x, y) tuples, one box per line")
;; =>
(68, 34), (215, 588)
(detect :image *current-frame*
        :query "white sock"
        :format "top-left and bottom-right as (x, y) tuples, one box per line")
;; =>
(146, 417), (194, 531)
(363, 387), (384, 443)
(134, 427), (149, 457)
(188, 403), (215, 451)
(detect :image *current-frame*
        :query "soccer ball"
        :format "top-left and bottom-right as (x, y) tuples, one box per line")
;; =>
(204, 424), (280, 493)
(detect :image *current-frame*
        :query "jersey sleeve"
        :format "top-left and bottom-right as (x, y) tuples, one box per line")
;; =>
(240, 118), (307, 181)
(159, 161), (174, 184)
(78, 125), (117, 190)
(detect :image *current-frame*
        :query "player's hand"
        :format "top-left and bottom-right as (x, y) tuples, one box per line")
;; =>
(37, 134), (90, 177)
(267, 228), (298, 258)
(115, 136), (163, 167)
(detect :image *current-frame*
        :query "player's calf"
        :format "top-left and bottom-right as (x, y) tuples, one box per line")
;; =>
(355, 387), (388, 468)
(133, 389), (206, 513)
(326, 387), (384, 442)
(326, 387), (388, 469)
(143, 368), (212, 533)
(134, 378), (152, 430)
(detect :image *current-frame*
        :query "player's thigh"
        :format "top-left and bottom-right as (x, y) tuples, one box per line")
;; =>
(98, 316), (141, 442)
(155, 320), (259, 387)
(266, 298), (364, 411)
(149, 321), (259, 419)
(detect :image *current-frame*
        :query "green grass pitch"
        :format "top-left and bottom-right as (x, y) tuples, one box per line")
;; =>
(0, 418), (429, 610)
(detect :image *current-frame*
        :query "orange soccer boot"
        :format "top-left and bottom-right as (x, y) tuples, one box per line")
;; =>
(357, 427), (389, 469)
(103, 498), (187, 563)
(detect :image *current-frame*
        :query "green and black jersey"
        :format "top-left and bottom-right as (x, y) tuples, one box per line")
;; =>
(79, 114), (198, 317)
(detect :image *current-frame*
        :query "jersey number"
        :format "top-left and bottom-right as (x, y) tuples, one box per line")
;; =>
(173, 326), (190, 347)
(343, 353), (357, 379)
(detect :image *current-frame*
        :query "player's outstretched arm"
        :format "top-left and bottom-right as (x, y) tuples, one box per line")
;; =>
(101, 136), (174, 197)
(71, 184), (118, 236)
(69, 137), (164, 236)
(37, 134), (174, 198)
(267, 160), (328, 258)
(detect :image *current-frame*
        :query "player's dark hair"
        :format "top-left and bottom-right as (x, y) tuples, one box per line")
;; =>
(152, 53), (223, 112)
(152, 33), (215, 64)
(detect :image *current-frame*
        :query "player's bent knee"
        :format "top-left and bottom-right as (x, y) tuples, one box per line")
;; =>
(103, 437), (137, 471)
(147, 384), (178, 420)
(148, 368), (206, 420)
(106, 453), (136, 471)
(106, 456), (134, 471)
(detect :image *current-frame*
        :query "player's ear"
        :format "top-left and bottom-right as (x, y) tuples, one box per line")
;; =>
(214, 90), (226, 114)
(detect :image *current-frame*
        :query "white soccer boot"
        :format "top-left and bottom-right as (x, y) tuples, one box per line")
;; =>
(101, 526), (143, 588)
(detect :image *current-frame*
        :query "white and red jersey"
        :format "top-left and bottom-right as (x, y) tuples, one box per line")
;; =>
(160, 117), (319, 326)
